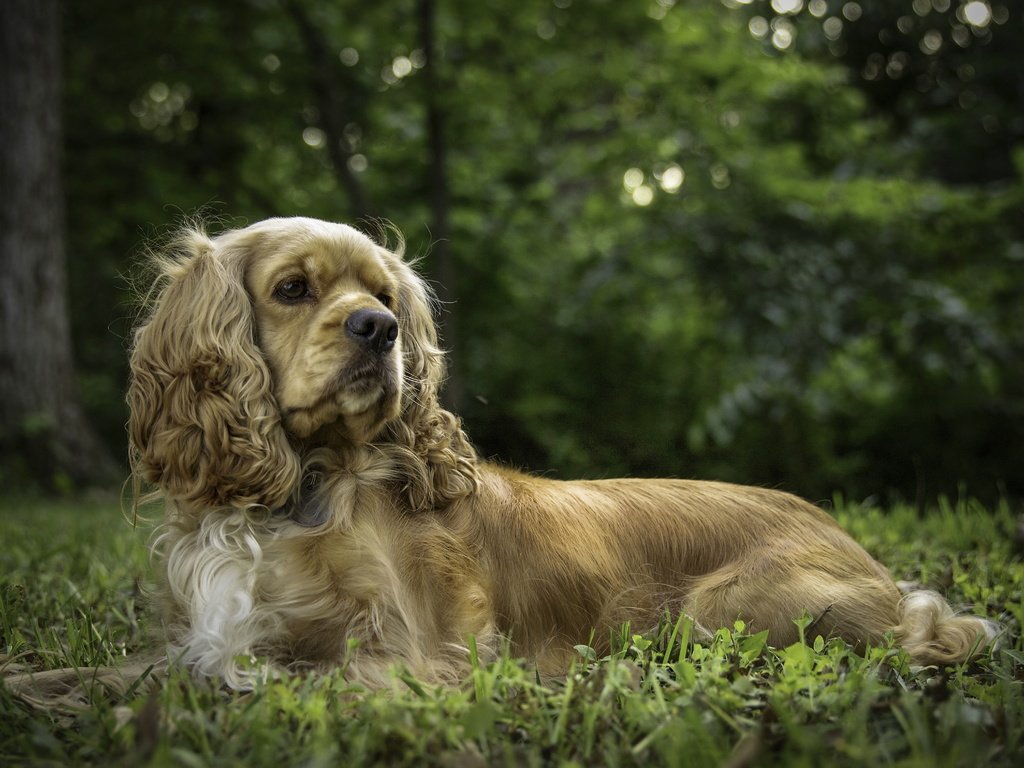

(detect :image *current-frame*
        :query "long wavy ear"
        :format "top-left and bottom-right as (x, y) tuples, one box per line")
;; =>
(128, 229), (301, 512)
(382, 249), (477, 512)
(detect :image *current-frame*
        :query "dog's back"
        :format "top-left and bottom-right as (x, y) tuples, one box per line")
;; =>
(463, 466), (995, 668)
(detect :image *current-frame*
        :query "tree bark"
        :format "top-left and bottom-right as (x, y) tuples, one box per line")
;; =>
(0, 0), (118, 490)
(419, 0), (464, 411)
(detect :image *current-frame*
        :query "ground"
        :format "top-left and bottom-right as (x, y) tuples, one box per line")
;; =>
(1, 495), (1022, 766)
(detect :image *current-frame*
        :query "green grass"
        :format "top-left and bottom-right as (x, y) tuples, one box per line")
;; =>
(1, 495), (1022, 766)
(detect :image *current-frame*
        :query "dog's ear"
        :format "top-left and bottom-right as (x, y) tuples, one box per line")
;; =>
(383, 252), (477, 511)
(128, 230), (300, 511)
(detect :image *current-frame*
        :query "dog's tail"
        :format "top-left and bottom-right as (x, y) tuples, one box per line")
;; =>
(892, 590), (999, 665)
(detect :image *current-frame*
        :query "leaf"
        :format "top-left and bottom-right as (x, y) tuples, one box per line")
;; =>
(460, 701), (499, 741)
(574, 644), (597, 662)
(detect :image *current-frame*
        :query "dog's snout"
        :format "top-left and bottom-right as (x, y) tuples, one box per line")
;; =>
(345, 308), (398, 353)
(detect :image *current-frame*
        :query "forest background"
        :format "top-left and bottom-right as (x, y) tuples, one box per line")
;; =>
(2, 0), (1022, 507)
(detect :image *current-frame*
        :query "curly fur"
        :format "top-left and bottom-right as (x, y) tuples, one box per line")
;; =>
(123, 216), (996, 689)
(128, 230), (301, 510)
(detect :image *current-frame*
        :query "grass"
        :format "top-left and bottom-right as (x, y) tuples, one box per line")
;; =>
(1, 495), (1022, 766)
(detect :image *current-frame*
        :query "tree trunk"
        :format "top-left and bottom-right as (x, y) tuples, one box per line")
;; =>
(419, 0), (464, 411)
(0, 0), (118, 490)
(284, 0), (372, 221)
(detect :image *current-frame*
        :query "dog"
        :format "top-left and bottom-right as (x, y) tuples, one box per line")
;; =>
(126, 216), (996, 688)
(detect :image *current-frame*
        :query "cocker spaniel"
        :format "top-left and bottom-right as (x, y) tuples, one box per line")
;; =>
(127, 216), (995, 688)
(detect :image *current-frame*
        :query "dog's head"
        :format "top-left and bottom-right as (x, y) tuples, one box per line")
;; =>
(128, 217), (474, 515)
(239, 218), (422, 442)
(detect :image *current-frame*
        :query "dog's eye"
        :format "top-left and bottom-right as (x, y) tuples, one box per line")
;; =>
(276, 279), (310, 302)
(376, 293), (394, 309)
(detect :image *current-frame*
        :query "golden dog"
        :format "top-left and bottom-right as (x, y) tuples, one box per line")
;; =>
(126, 217), (995, 688)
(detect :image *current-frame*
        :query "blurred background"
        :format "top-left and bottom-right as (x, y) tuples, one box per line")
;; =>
(1, 0), (1022, 506)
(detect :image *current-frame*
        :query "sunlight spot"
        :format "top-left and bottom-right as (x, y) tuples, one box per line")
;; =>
(771, 0), (803, 14)
(262, 54), (280, 73)
(133, 82), (193, 134)
(951, 24), (971, 46)
(842, 2), (862, 21)
(537, 19), (556, 39)
(749, 16), (770, 38)
(861, 52), (884, 80)
(648, 3), (669, 21)
(302, 127), (325, 148)
(720, 111), (741, 129)
(658, 164), (685, 193)
(340, 47), (359, 66)
(963, 1), (991, 27)
(886, 51), (910, 78)
(392, 56), (413, 78)
(623, 167), (645, 192)
(772, 23), (795, 50)
(148, 82), (170, 103)
(808, 0), (828, 17)
(823, 16), (843, 40)
(343, 122), (362, 150)
(348, 154), (368, 173)
(632, 185), (654, 206)
(710, 163), (731, 189)
(920, 29), (943, 53)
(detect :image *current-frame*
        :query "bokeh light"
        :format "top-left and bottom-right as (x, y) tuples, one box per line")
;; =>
(823, 17), (843, 40)
(302, 127), (325, 148)
(658, 164), (685, 193)
(348, 154), (368, 173)
(632, 185), (655, 206)
(710, 163), (731, 189)
(963, 2), (992, 27)
(771, 0), (803, 14)
(920, 29), (944, 54)
(772, 19), (795, 50)
(129, 81), (195, 141)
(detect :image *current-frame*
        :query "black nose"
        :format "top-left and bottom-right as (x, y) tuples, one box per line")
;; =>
(345, 308), (398, 353)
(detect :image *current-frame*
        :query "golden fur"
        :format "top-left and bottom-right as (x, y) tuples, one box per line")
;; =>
(122, 216), (995, 688)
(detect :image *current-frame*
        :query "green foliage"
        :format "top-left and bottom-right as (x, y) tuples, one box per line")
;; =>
(1, 497), (1022, 766)
(58, 0), (1024, 503)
